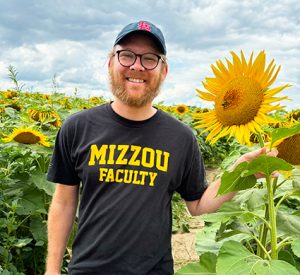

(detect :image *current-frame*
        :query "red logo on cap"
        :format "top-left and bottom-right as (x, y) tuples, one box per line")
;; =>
(138, 21), (151, 32)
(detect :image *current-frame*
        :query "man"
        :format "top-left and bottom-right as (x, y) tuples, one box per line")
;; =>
(45, 21), (277, 275)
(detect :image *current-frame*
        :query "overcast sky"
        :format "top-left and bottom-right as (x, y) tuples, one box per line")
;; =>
(0, 0), (299, 110)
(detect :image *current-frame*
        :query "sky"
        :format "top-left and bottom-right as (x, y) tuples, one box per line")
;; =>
(0, 0), (299, 110)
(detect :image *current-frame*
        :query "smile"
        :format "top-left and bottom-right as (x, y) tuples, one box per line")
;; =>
(127, 78), (145, 83)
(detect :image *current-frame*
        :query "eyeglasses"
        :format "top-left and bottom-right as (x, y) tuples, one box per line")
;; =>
(115, 50), (165, 70)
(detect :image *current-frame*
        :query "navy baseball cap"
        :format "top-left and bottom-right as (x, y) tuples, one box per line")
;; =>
(113, 20), (167, 55)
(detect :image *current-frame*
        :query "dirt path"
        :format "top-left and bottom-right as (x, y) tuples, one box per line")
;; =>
(172, 167), (221, 272)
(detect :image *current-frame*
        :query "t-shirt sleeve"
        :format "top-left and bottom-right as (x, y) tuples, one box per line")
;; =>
(47, 121), (81, 185)
(176, 136), (208, 201)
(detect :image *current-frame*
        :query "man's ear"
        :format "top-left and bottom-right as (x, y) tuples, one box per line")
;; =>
(162, 63), (168, 81)
(108, 57), (112, 69)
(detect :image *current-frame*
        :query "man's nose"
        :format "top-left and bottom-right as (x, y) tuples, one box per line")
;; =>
(130, 56), (145, 71)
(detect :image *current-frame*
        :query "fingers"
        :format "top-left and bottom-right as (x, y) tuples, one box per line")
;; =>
(266, 148), (278, 157)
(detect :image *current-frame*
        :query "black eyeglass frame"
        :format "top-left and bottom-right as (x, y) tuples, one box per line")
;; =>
(114, 50), (165, 70)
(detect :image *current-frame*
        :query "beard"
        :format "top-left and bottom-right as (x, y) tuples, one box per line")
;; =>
(108, 65), (165, 107)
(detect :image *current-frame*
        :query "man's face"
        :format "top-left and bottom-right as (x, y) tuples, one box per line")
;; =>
(108, 33), (168, 107)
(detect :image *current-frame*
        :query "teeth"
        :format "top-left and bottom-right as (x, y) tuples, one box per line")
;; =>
(128, 78), (145, 83)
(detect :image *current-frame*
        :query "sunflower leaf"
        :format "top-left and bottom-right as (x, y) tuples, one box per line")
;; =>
(291, 239), (300, 257)
(271, 123), (300, 147)
(218, 162), (257, 195)
(277, 210), (300, 238)
(216, 240), (299, 275)
(243, 155), (294, 176)
(176, 252), (217, 274)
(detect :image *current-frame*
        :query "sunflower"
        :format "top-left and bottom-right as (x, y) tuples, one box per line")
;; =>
(272, 124), (300, 167)
(3, 127), (50, 147)
(6, 101), (22, 111)
(1, 91), (18, 99)
(194, 50), (291, 145)
(286, 110), (300, 122)
(276, 133), (300, 166)
(29, 109), (61, 128)
(174, 104), (189, 115)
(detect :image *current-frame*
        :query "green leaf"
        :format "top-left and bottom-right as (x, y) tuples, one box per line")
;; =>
(291, 239), (300, 257)
(234, 188), (267, 211)
(13, 238), (32, 248)
(30, 172), (55, 196)
(199, 252), (217, 273)
(277, 211), (300, 238)
(218, 162), (256, 195)
(278, 250), (296, 266)
(30, 217), (47, 244)
(216, 240), (299, 275)
(195, 222), (246, 256)
(176, 252), (217, 275)
(175, 262), (202, 275)
(244, 156), (294, 176)
(292, 169), (300, 188)
(16, 187), (46, 215)
(271, 124), (300, 147)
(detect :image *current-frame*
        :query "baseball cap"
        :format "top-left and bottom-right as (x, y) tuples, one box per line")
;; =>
(113, 20), (167, 55)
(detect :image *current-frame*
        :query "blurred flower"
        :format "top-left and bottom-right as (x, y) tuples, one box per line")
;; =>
(1, 91), (18, 99)
(174, 104), (189, 115)
(3, 127), (50, 147)
(29, 109), (61, 128)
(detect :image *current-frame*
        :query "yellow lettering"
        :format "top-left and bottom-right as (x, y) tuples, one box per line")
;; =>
(156, 150), (170, 172)
(116, 145), (129, 165)
(139, 171), (148, 185)
(115, 169), (124, 183)
(132, 170), (141, 185)
(141, 147), (155, 168)
(99, 167), (108, 181)
(123, 169), (133, 184)
(88, 144), (107, 165)
(107, 145), (116, 164)
(128, 145), (141, 166)
(149, 172), (157, 187)
(106, 168), (115, 182)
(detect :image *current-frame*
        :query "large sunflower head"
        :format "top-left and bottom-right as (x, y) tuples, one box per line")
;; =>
(194, 50), (291, 145)
(3, 127), (51, 147)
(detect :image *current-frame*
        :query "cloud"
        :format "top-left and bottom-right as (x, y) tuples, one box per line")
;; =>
(0, 0), (299, 110)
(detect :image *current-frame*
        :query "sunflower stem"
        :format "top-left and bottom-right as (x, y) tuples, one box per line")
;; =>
(257, 205), (269, 258)
(256, 132), (265, 148)
(266, 175), (278, 259)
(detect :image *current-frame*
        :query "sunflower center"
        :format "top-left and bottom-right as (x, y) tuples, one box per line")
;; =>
(177, 106), (186, 113)
(14, 132), (41, 144)
(277, 134), (300, 165)
(215, 77), (263, 126)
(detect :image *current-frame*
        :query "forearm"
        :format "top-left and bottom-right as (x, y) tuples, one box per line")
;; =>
(187, 179), (236, 216)
(195, 179), (235, 215)
(46, 186), (78, 274)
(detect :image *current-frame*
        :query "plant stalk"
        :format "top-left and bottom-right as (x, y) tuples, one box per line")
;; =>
(266, 175), (278, 259)
(257, 205), (269, 258)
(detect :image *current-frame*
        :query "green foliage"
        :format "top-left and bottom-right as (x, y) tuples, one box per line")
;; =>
(0, 144), (53, 274)
(176, 252), (217, 274)
(172, 193), (191, 233)
(270, 123), (300, 147)
(216, 241), (298, 274)
(7, 65), (25, 93)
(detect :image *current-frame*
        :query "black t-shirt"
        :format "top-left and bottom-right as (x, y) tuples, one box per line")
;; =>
(47, 103), (207, 275)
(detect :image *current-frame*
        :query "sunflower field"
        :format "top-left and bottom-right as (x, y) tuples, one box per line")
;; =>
(0, 49), (300, 275)
(0, 82), (234, 274)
